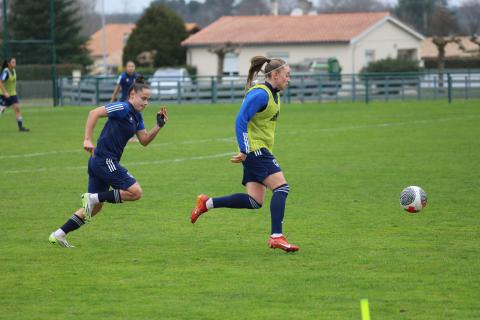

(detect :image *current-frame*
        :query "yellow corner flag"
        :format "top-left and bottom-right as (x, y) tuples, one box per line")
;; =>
(360, 299), (371, 320)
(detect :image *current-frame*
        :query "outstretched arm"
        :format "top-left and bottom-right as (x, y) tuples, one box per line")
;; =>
(136, 107), (168, 147)
(83, 106), (107, 155)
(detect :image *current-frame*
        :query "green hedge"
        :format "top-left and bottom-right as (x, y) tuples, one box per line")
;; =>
(13, 64), (84, 81)
(424, 58), (480, 69)
(361, 58), (421, 73)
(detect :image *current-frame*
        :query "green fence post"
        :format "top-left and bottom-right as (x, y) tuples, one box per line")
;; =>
(365, 74), (369, 104)
(447, 73), (452, 104)
(352, 74), (356, 102)
(95, 77), (100, 105)
(318, 75), (323, 103)
(211, 76), (217, 104)
(59, 76), (63, 106)
(464, 76), (469, 100)
(300, 75), (305, 103)
(417, 76), (421, 101)
(177, 80), (182, 104)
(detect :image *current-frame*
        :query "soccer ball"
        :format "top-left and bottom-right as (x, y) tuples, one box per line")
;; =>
(400, 186), (427, 213)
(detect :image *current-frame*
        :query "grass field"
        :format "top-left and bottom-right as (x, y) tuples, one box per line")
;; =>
(0, 100), (479, 319)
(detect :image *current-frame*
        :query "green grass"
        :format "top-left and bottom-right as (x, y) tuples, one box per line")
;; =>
(0, 100), (479, 319)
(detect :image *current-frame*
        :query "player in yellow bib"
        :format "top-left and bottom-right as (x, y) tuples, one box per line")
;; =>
(190, 56), (299, 252)
(0, 57), (29, 131)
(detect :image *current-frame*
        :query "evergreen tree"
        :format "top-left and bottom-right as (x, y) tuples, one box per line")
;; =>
(123, 4), (187, 67)
(7, 0), (91, 65)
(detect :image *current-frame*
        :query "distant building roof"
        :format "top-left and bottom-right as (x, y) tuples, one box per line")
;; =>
(185, 23), (201, 34)
(88, 23), (202, 67)
(182, 12), (422, 46)
(421, 37), (479, 58)
(87, 24), (135, 60)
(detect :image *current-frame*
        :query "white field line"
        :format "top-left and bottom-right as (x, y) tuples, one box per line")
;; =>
(1, 115), (477, 160)
(2, 152), (234, 174)
(0, 137), (235, 160)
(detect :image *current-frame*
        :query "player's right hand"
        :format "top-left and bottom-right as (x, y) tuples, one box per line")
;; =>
(83, 139), (94, 156)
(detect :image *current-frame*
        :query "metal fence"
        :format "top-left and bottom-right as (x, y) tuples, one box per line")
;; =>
(56, 70), (480, 106)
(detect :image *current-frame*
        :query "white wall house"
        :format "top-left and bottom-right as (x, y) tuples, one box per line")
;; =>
(182, 12), (424, 77)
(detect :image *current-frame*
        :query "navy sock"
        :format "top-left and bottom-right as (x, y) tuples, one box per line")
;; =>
(212, 193), (262, 209)
(270, 184), (290, 234)
(98, 189), (122, 203)
(60, 214), (85, 234)
(16, 117), (23, 129)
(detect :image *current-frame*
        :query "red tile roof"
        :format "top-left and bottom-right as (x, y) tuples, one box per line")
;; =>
(182, 12), (390, 46)
(87, 24), (135, 58)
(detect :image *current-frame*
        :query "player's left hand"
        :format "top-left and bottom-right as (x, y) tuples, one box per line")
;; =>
(230, 152), (247, 163)
(157, 107), (168, 128)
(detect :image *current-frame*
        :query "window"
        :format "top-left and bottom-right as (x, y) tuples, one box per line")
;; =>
(266, 52), (289, 63)
(223, 53), (239, 76)
(397, 49), (417, 61)
(365, 50), (375, 66)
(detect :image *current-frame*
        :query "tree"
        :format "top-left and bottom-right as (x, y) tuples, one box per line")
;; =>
(208, 42), (240, 81)
(318, 0), (391, 13)
(234, 0), (270, 15)
(153, 0), (234, 27)
(458, 0), (480, 35)
(7, 0), (91, 65)
(432, 36), (462, 87)
(427, 4), (460, 36)
(122, 4), (187, 67)
(395, 0), (447, 35)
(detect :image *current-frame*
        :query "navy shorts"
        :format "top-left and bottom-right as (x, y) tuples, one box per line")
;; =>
(87, 156), (137, 193)
(0, 95), (19, 107)
(242, 148), (282, 186)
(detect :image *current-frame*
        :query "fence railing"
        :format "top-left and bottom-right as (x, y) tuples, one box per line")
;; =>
(58, 71), (480, 106)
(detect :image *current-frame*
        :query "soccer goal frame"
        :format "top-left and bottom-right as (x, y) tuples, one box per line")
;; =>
(2, 0), (58, 106)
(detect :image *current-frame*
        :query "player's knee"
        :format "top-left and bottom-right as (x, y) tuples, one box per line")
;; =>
(248, 195), (263, 209)
(131, 186), (143, 201)
(273, 183), (290, 195)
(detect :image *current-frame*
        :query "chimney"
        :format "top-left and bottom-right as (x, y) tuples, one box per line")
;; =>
(271, 0), (278, 16)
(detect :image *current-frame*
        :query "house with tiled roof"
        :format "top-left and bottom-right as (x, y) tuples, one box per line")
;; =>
(87, 24), (135, 74)
(88, 23), (202, 74)
(182, 12), (424, 77)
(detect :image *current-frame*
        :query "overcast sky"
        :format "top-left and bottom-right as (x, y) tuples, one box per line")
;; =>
(96, 0), (465, 14)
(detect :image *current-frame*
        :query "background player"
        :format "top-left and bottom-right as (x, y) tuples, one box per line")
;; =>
(110, 61), (141, 102)
(0, 57), (29, 131)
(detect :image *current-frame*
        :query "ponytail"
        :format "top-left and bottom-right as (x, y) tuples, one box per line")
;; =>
(245, 56), (270, 90)
(245, 56), (287, 90)
(135, 74), (145, 84)
(2, 57), (14, 70)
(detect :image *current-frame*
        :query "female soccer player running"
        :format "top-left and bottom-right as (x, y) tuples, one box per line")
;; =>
(0, 57), (29, 131)
(190, 56), (299, 252)
(49, 80), (168, 247)
(110, 61), (141, 102)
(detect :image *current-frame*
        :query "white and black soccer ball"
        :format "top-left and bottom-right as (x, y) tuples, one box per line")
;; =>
(400, 186), (427, 213)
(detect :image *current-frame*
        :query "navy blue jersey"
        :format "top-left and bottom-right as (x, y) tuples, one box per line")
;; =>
(117, 72), (140, 101)
(94, 102), (145, 161)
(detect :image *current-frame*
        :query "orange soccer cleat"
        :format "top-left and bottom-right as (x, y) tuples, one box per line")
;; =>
(191, 194), (209, 224)
(268, 236), (300, 252)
